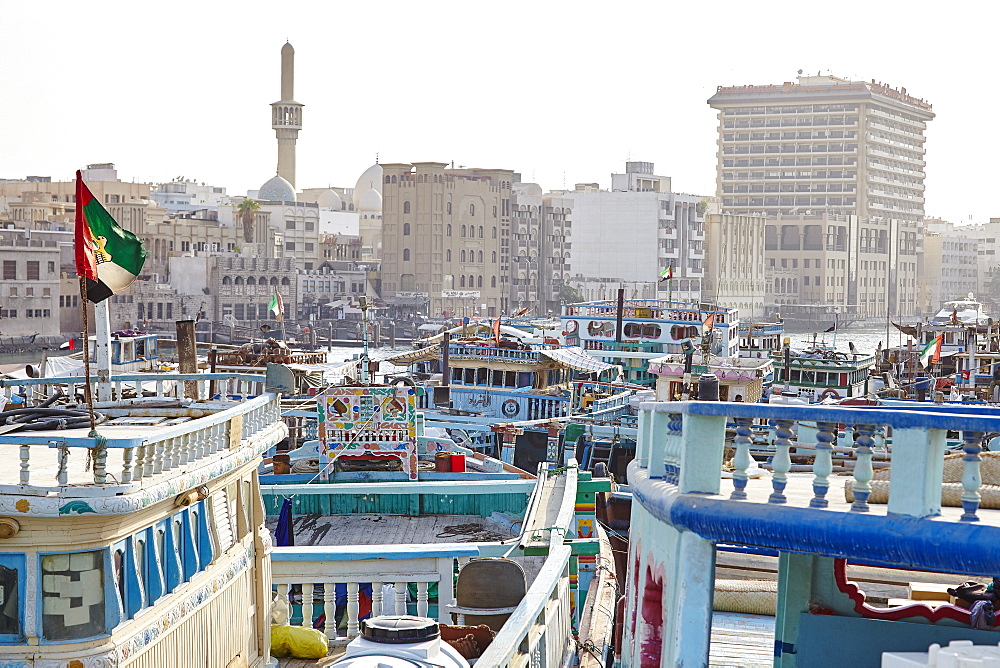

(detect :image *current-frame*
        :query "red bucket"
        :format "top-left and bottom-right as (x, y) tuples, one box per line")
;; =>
(450, 453), (466, 473)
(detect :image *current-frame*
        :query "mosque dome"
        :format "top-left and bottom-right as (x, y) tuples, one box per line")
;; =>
(317, 189), (343, 210)
(358, 187), (382, 212)
(258, 174), (296, 202)
(353, 164), (383, 208)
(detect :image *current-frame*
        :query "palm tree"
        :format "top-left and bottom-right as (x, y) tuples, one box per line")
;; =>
(236, 198), (259, 243)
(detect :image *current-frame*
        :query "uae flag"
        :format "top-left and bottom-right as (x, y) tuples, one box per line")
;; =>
(659, 263), (674, 281)
(919, 335), (942, 368)
(268, 292), (284, 322)
(75, 171), (146, 303)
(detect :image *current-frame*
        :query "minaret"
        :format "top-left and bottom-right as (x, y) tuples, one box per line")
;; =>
(271, 42), (303, 188)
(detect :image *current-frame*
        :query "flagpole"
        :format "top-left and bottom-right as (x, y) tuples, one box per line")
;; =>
(94, 299), (112, 402)
(78, 278), (97, 432)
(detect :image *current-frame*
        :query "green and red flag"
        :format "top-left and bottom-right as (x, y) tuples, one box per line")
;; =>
(919, 335), (942, 368)
(268, 292), (285, 322)
(75, 171), (146, 303)
(659, 263), (674, 281)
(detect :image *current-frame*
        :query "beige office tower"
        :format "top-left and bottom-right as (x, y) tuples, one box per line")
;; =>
(380, 163), (513, 317)
(271, 42), (303, 188)
(708, 74), (935, 318)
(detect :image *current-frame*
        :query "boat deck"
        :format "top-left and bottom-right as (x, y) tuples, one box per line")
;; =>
(265, 513), (520, 546)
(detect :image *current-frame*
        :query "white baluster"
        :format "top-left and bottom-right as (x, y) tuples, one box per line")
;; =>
(121, 447), (134, 484)
(768, 419), (794, 503)
(93, 445), (107, 485)
(371, 581), (383, 617)
(417, 582), (429, 618)
(152, 439), (165, 474)
(347, 582), (360, 638)
(851, 423), (876, 512)
(810, 421), (837, 508)
(323, 583), (338, 639)
(302, 583), (314, 629)
(57, 445), (68, 486)
(395, 581), (407, 615)
(19, 445), (30, 485)
(961, 430), (984, 522)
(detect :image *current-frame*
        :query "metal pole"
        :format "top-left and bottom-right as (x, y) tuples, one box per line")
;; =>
(615, 288), (625, 343)
(94, 299), (113, 402)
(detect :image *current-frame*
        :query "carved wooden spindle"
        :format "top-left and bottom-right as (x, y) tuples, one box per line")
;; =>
(301, 583), (314, 629)
(851, 424), (877, 512)
(323, 583), (337, 639)
(810, 421), (838, 508)
(768, 419), (795, 503)
(120, 447), (134, 484)
(57, 445), (69, 486)
(961, 430), (985, 522)
(177, 433), (189, 467)
(417, 582), (429, 618)
(371, 581), (383, 617)
(395, 581), (407, 615)
(93, 445), (108, 485)
(347, 582), (360, 638)
(276, 583), (290, 624)
(152, 439), (166, 475)
(730, 416), (754, 500)
(18, 444), (31, 486)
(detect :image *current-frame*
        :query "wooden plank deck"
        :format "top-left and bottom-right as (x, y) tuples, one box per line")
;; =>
(265, 513), (519, 546)
(709, 612), (775, 667)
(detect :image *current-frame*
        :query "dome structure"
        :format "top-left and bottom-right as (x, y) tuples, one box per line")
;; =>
(352, 164), (383, 208)
(317, 188), (343, 210)
(258, 174), (296, 202)
(358, 187), (382, 212)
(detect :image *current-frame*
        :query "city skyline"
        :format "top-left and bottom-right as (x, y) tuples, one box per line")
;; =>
(1, 1), (993, 225)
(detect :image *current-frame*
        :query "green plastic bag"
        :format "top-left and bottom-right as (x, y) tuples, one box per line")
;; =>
(271, 624), (329, 659)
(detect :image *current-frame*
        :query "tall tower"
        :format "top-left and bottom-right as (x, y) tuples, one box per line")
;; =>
(271, 42), (303, 188)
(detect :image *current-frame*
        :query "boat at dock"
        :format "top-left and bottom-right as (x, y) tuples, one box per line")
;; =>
(621, 397), (1000, 666)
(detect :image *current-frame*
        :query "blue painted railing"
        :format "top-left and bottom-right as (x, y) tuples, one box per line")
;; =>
(622, 399), (1000, 667)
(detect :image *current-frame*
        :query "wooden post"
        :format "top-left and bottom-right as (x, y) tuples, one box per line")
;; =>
(328, 323), (334, 352)
(176, 320), (199, 400)
(208, 348), (218, 399)
(615, 288), (625, 343)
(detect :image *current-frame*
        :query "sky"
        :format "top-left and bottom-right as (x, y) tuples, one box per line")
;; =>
(1, 0), (995, 224)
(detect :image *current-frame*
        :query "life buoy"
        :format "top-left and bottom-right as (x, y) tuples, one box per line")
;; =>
(820, 388), (841, 401)
(501, 399), (520, 418)
(565, 320), (578, 334)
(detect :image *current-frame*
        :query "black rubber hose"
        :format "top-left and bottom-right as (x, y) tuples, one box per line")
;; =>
(0, 407), (106, 431)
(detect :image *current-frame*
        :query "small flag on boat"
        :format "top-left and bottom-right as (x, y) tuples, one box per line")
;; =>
(659, 263), (674, 281)
(75, 171), (147, 303)
(919, 336), (942, 368)
(703, 312), (716, 332)
(514, 307), (530, 317)
(268, 292), (284, 322)
(493, 313), (502, 343)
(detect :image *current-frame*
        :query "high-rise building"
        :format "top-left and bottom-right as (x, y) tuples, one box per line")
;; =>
(919, 219), (979, 315)
(510, 183), (572, 316)
(708, 74), (934, 318)
(271, 42), (303, 188)
(380, 162), (513, 317)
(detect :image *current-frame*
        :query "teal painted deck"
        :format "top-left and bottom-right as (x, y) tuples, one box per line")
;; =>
(263, 490), (529, 518)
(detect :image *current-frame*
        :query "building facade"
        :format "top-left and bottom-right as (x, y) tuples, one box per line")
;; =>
(561, 162), (707, 306)
(510, 183), (572, 316)
(380, 162), (513, 317)
(703, 212), (767, 319)
(708, 74), (934, 317)
(0, 230), (61, 337)
(919, 219), (978, 314)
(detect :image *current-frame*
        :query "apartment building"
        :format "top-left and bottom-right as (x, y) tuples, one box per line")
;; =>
(703, 212), (767, 319)
(919, 219), (979, 314)
(510, 183), (572, 315)
(380, 162), (514, 317)
(708, 75), (934, 317)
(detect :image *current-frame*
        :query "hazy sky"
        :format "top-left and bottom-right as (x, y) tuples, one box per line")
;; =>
(1, 1), (993, 224)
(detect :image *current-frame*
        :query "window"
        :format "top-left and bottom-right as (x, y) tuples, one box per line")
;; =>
(403, 223), (411, 236)
(447, 202), (452, 214)
(48, 261), (55, 274)
(446, 224), (452, 236)
(446, 249), (452, 262)
(477, 275), (483, 288)
(403, 201), (411, 214)
(461, 250), (467, 262)
(461, 225), (466, 237)
(403, 249), (410, 261)
(8, 287), (16, 297)
(2, 261), (14, 280)
(40, 550), (106, 640)
(492, 251), (497, 263)
(477, 251), (483, 263)
(460, 275), (466, 287)
(479, 226), (484, 238)
(0, 554), (22, 639)
(285, 220), (296, 230)
(305, 243), (314, 251)
(492, 227), (497, 239)
(493, 205), (497, 217)
(470, 203), (475, 215)
(286, 242), (295, 251)
(491, 276), (496, 288)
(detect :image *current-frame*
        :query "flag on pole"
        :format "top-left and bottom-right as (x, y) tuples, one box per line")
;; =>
(268, 292), (284, 322)
(75, 171), (147, 302)
(919, 336), (942, 368)
(514, 307), (530, 317)
(659, 263), (674, 281)
(703, 312), (716, 332)
(493, 314), (502, 343)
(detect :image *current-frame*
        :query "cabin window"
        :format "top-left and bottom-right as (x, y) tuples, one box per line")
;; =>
(518, 372), (533, 388)
(40, 550), (106, 640)
(0, 555), (23, 641)
(476, 368), (489, 385)
(506, 371), (517, 387)
(624, 323), (661, 339)
(452, 368), (463, 383)
(492, 370), (505, 387)
(464, 368), (475, 385)
(791, 370), (801, 382)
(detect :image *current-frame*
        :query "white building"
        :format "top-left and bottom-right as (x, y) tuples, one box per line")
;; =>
(560, 162), (706, 304)
(703, 211), (768, 319)
(150, 177), (229, 213)
(920, 219), (979, 314)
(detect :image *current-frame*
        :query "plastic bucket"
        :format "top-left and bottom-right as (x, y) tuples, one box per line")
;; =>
(434, 452), (451, 472)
